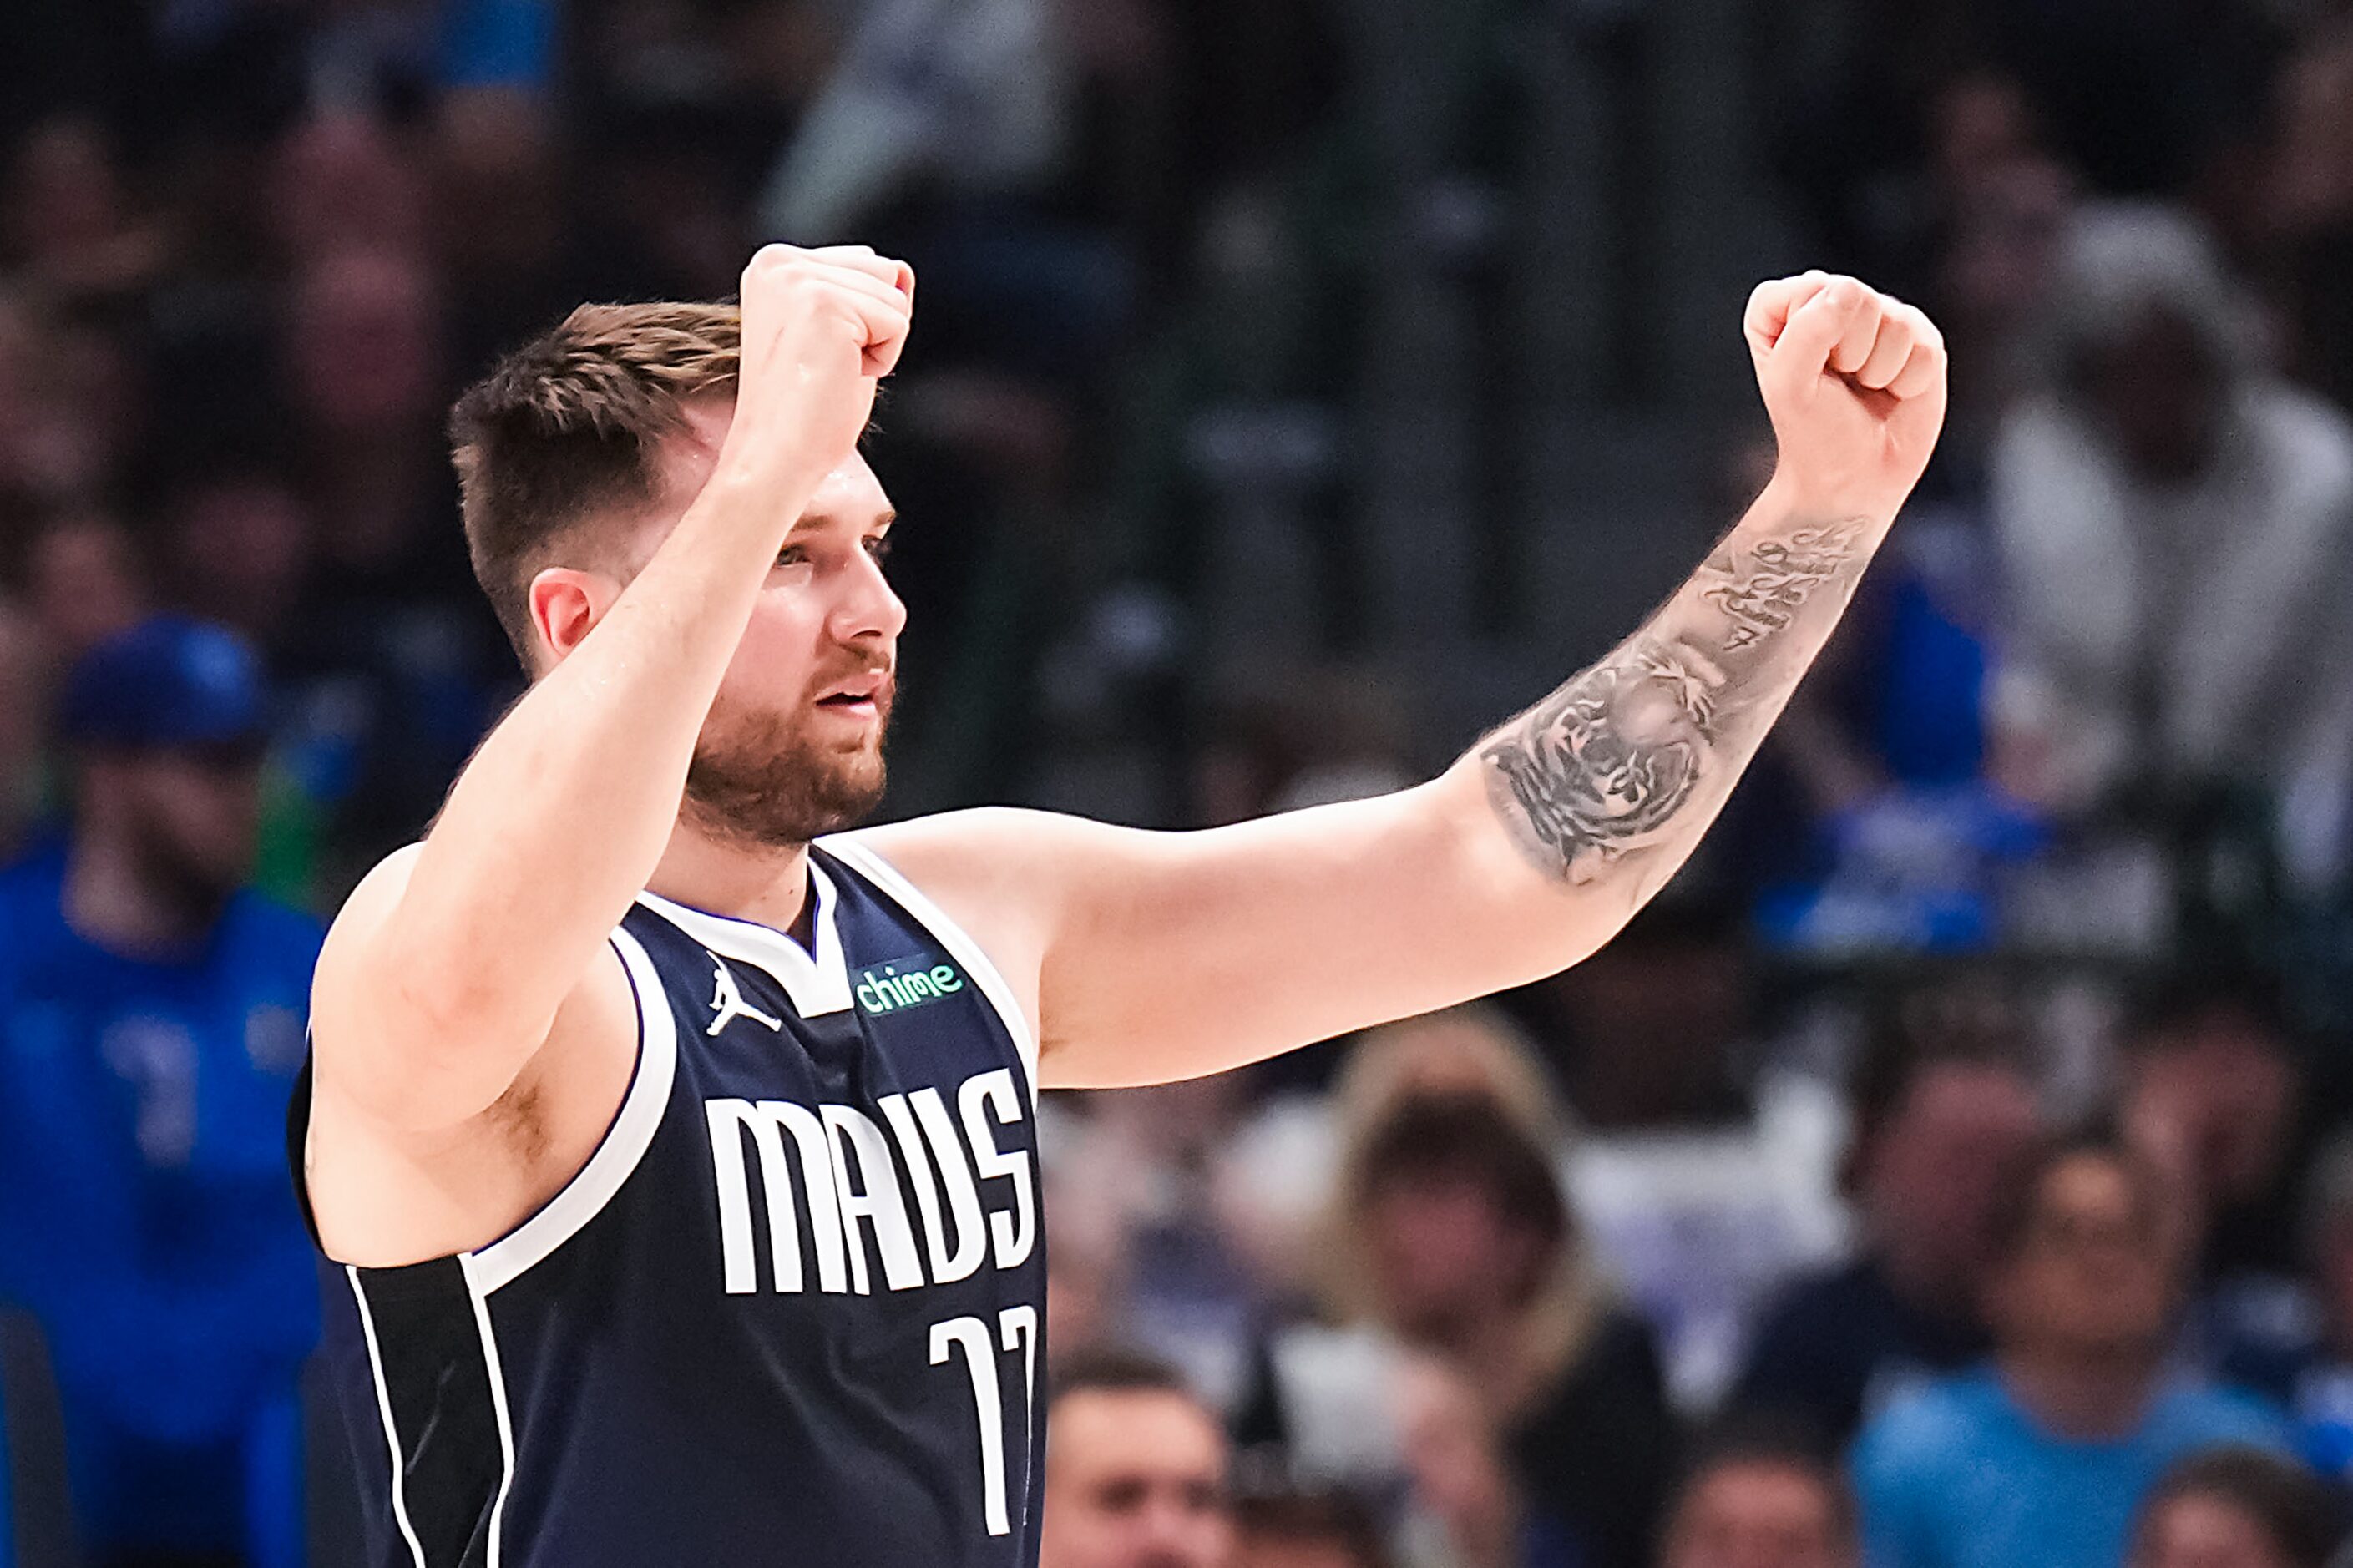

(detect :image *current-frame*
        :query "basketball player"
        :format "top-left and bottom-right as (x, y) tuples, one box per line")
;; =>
(291, 245), (1946, 1566)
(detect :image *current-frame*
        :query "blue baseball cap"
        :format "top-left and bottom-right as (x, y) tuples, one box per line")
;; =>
(57, 615), (271, 752)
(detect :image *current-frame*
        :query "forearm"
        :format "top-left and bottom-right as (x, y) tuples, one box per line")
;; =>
(386, 469), (809, 1029)
(1464, 476), (1888, 923)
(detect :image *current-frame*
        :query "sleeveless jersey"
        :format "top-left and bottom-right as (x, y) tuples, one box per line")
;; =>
(289, 840), (1048, 1567)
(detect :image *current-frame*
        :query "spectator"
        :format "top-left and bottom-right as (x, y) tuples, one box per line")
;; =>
(3, 115), (162, 307)
(429, 88), (575, 379)
(1660, 1421), (1857, 1568)
(1508, 898), (1755, 1130)
(1048, 1075), (1271, 1409)
(1390, 1353), (1524, 1568)
(0, 297), (134, 510)
(1987, 202), (2353, 890)
(280, 244), (512, 884)
(1855, 1132), (2285, 1568)
(1733, 980), (2042, 1447)
(0, 616), (322, 1568)
(0, 599), (43, 857)
(1043, 1146), (1140, 1376)
(19, 511), (146, 667)
(1232, 1488), (1392, 1568)
(1263, 1016), (1675, 1568)
(159, 463), (315, 658)
(1039, 1348), (1233, 1568)
(283, 245), (448, 583)
(2211, 1133), (2353, 1479)
(2121, 967), (2306, 1282)
(267, 113), (430, 270)
(2129, 1447), (2346, 1568)
(2259, 18), (2353, 414)
(0, 1383), (11, 1568)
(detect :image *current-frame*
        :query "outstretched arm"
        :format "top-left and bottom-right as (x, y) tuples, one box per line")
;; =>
(860, 274), (1946, 1087)
(1476, 496), (1874, 899)
(1477, 272), (1945, 902)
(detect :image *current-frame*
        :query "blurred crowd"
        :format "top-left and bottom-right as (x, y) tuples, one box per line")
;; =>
(5, 1), (2353, 1566)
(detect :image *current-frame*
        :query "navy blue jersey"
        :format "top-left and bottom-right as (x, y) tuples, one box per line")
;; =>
(291, 839), (1047, 1567)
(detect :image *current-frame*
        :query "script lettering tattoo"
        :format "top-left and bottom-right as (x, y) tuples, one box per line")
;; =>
(1482, 518), (1870, 883)
(1704, 525), (1862, 649)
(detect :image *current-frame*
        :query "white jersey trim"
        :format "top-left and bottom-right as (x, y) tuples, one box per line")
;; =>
(818, 836), (1040, 1100)
(347, 1266), (430, 1568)
(458, 1252), (519, 1566)
(468, 928), (680, 1295)
(636, 865), (853, 1019)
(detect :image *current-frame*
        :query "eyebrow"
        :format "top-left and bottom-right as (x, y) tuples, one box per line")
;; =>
(785, 508), (895, 540)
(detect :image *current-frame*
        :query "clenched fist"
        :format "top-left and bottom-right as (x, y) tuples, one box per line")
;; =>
(1745, 272), (1948, 524)
(719, 244), (915, 493)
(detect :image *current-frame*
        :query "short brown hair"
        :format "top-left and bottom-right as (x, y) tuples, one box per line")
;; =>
(1046, 1347), (1200, 1413)
(2142, 1447), (2346, 1568)
(448, 301), (741, 665)
(1668, 1414), (1855, 1548)
(1985, 1128), (2162, 1265)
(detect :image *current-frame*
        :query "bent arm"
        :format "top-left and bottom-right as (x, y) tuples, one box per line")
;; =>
(312, 465), (814, 1128)
(311, 247), (909, 1131)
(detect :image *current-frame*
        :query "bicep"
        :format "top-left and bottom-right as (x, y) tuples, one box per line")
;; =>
(310, 845), (570, 1130)
(1010, 776), (1602, 1087)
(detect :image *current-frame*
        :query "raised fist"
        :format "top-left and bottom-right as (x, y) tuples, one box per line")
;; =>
(722, 243), (914, 488)
(1745, 272), (1948, 524)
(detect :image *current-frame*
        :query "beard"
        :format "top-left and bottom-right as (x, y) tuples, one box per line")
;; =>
(128, 810), (247, 932)
(681, 689), (892, 850)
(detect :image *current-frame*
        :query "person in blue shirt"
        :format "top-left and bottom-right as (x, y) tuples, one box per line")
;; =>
(1733, 986), (2044, 1448)
(1854, 1130), (2289, 1568)
(2, 1378), (13, 1568)
(0, 617), (324, 1568)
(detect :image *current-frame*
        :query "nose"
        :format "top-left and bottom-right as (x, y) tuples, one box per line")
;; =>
(833, 544), (907, 646)
(1134, 1500), (1212, 1565)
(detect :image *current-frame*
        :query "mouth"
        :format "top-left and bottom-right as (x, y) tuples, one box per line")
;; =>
(814, 672), (892, 721)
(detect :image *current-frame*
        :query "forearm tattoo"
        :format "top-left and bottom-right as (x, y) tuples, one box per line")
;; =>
(1481, 517), (1872, 884)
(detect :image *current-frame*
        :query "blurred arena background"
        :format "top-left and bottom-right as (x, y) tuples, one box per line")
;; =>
(4, 1), (2353, 1565)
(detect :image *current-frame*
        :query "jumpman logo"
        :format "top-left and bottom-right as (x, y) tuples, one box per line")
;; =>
(707, 958), (784, 1037)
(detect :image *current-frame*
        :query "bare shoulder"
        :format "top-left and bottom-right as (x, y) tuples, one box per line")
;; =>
(832, 806), (1160, 921)
(307, 842), (428, 1086)
(315, 843), (426, 979)
(840, 806), (1112, 880)
(827, 807), (1122, 1033)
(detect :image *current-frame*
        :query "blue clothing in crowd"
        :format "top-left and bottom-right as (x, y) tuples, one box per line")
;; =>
(1, 1381), (13, 1568)
(1854, 1365), (2287, 1568)
(0, 847), (323, 1567)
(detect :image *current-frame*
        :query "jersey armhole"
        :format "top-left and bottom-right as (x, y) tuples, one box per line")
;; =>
(463, 929), (679, 1293)
(818, 835), (1041, 1102)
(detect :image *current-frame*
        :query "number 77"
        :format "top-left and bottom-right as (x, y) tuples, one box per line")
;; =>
(931, 1305), (1040, 1538)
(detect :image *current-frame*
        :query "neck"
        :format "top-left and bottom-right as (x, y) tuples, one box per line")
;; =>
(1996, 1343), (2163, 1441)
(646, 822), (814, 941)
(64, 832), (221, 956)
(1413, 1304), (1539, 1421)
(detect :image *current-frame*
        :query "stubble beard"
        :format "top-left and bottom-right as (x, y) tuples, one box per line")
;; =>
(681, 698), (891, 851)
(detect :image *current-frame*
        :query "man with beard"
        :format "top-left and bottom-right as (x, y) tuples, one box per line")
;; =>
(0, 616), (321, 1568)
(293, 246), (1949, 1567)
